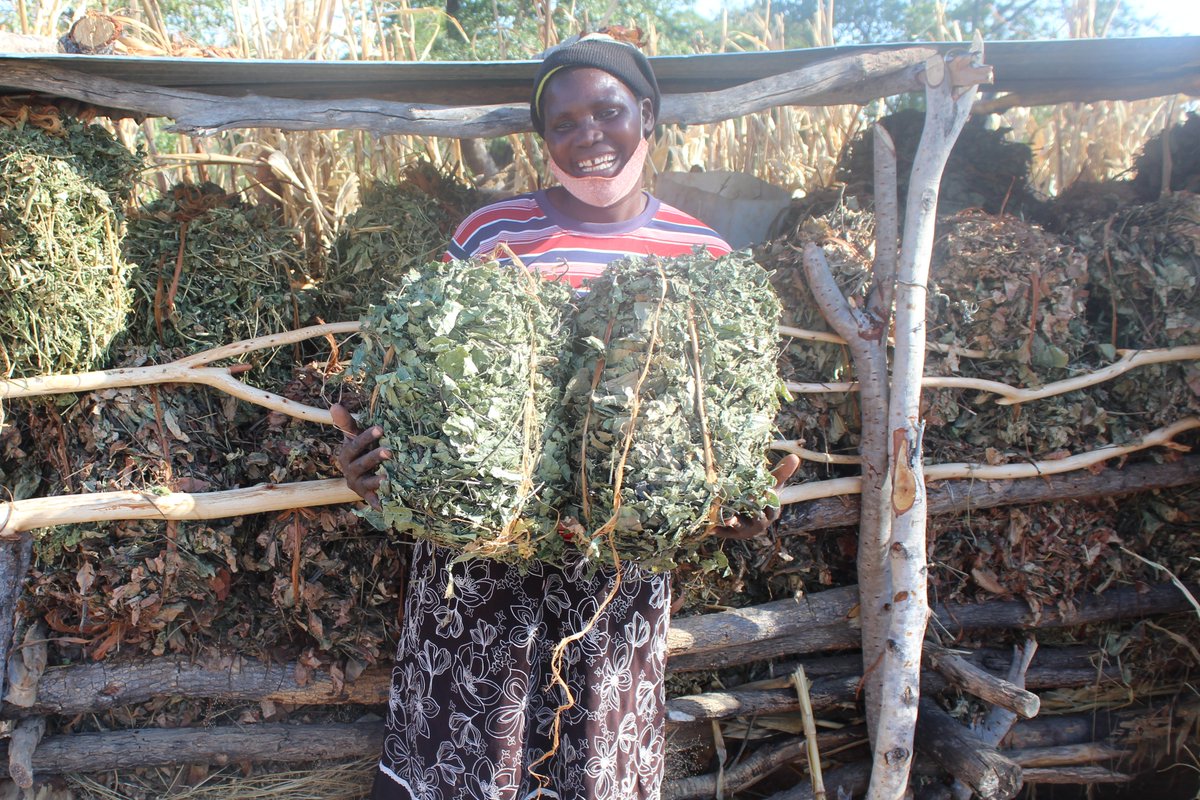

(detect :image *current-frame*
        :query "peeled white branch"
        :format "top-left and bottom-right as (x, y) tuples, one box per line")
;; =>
(784, 344), (1200, 401)
(868, 44), (989, 800)
(0, 322), (361, 424)
(776, 416), (1200, 505)
(0, 479), (359, 539)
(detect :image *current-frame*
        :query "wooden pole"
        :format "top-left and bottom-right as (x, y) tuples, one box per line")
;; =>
(915, 698), (1023, 800)
(867, 41), (991, 800)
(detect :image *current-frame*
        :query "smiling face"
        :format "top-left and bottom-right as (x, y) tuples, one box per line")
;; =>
(538, 67), (654, 221)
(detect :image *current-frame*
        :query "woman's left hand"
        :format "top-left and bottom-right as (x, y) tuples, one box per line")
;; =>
(713, 454), (801, 540)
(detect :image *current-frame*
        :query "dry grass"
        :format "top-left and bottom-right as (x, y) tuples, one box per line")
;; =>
(61, 758), (375, 800)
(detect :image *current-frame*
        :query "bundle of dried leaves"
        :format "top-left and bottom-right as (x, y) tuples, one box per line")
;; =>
(838, 110), (1042, 221)
(564, 252), (783, 571)
(319, 161), (478, 321)
(352, 258), (574, 563)
(123, 182), (309, 387)
(0, 106), (139, 378)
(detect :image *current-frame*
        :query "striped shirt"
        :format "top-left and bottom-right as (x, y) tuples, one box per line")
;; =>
(445, 189), (731, 289)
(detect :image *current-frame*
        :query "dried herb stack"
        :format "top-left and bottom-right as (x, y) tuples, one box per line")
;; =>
(123, 182), (308, 387)
(352, 258), (575, 563)
(0, 105), (139, 379)
(564, 253), (783, 571)
(320, 161), (478, 321)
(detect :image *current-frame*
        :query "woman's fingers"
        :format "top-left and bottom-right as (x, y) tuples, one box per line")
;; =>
(329, 403), (361, 438)
(771, 454), (801, 489)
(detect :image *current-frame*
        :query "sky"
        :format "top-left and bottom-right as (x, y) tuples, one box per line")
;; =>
(690, 0), (1200, 36)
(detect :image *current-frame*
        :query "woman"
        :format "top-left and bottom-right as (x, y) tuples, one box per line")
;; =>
(334, 35), (799, 800)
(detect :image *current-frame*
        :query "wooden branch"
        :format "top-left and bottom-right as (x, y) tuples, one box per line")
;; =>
(663, 729), (867, 800)
(915, 698), (1023, 800)
(973, 74), (1200, 115)
(666, 585), (860, 660)
(976, 639), (1038, 746)
(776, 417), (1200, 506)
(802, 240), (893, 743)
(4, 625), (46, 709)
(779, 455), (1200, 534)
(0, 721), (386, 778)
(5, 644), (1107, 720)
(0, 479), (360, 538)
(792, 667), (828, 800)
(0, 321), (361, 425)
(783, 344), (1200, 400)
(0, 49), (936, 137)
(0, 536), (32, 698)
(1020, 766), (1134, 784)
(4, 656), (392, 717)
(6, 716), (45, 789)
(1006, 743), (1130, 768)
(770, 441), (860, 465)
(992, 345), (1200, 406)
(3, 414), (1193, 536)
(778, 325), (985, 358)
(868, 123), (899, 322)
(926, 643), (1040, 720)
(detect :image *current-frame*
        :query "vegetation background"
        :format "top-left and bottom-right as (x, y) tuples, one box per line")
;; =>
(1, 0), (1194, 255)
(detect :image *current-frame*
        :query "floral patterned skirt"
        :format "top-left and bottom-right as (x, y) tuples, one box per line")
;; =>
(371, 539), (671, 800)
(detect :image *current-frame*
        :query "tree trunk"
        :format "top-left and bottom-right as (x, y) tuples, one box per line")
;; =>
(0, 536), (32, 697)
(868, 44), (989, 800)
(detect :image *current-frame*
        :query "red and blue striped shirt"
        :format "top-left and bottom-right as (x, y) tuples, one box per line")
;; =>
(445, 190), (731, 289)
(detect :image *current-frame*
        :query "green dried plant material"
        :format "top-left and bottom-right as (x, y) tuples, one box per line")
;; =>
(122, 182), (308, 386)
(1076, 192), (1200, 349)
(0, 118), (139, 377)
(319, 160), (478, 321)
(839, 110), (1043, 220)
(351, 258), (575, 563)
(563, 252), (783, 572)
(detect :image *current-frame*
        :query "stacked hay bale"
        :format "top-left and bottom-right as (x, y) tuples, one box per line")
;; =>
(563, 252), (783, 571)
(0, 103), (139, 381)
(319, 160), (478, 321)
(122, 181), (309, 389)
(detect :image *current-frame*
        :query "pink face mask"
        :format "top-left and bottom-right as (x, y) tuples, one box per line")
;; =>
(548, 137), (650, 209)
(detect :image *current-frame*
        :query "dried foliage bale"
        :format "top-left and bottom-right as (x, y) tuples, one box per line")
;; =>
(123, 182), (308, 385)
(239, 364), (401, 664)
(29, 517), (246, 661)
(838, 110), (1042, 220)
(320, 161), (478, 321)
(1077, 192), (1200, 349)
(0, 112), (139, 378)
(564, 253), (782, 571)
(1133, 112), (1200, 200)
(352, 259), (574, 563)
(1037, 179), (1139, 236)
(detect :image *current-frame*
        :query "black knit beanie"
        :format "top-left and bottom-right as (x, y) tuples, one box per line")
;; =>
(529, 35), (661, 134)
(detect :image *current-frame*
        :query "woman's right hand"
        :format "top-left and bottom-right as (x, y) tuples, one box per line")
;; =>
(331, 403), (390, 510)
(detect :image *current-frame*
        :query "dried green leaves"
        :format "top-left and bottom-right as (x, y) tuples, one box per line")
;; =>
(0, 116), (139, 377)
(353, 253), (784, 571)
(565, 253), (783, 571)
(353, 258), (574, 563)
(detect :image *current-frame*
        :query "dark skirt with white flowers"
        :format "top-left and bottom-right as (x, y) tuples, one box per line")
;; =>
(371, 539), (671, 800)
